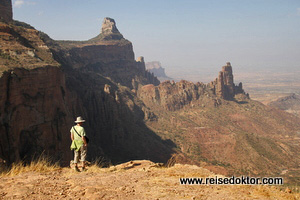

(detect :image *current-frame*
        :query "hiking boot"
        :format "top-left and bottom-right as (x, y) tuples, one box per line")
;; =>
(81, 167), (87, 172)
(74, 166), (80, 172)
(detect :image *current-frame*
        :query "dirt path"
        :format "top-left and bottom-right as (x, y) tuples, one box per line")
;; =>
(0, 160), (298, 200)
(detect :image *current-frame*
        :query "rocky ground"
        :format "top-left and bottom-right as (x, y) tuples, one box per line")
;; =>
(0, 160), (298, 200)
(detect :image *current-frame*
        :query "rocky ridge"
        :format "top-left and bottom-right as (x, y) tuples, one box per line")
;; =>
(0, 3), (300, 183)
(42, 17), (159, 88)
(139, 62), (247, 111)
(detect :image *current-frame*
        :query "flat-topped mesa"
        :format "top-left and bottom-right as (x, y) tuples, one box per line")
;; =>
(212, 62), (246, 99)
(0, 0), (12, 23)
(100, 17), (124, 40)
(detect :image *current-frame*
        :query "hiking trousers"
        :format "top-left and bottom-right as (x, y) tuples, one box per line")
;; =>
(74, 145), (87, 164)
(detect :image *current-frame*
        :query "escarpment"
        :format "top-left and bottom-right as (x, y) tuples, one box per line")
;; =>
(0, 20), (70, 163)
(1, 11), (300, 183)
(0, 17), (171, 165)
(44, 17), (159, 88)
(138, 62), (247, 111)
(0, 67), (72, 163)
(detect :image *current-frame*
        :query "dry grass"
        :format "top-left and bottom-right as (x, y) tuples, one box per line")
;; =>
(85, 157), (112, 173)
(251, 185), (298, 200)
(67, 157), (111, 175)
(165, 154), (176, 168)
(1, 156), (60, 177)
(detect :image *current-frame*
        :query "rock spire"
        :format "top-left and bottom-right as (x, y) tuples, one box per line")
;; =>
(101, 17), (120, 34)
(212, 62), (246, 99)
(100, 17), (124, 40)
(0, 0), (12, 23)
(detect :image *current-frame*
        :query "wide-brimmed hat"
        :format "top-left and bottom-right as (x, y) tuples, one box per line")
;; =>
(75, 116), (85, 123)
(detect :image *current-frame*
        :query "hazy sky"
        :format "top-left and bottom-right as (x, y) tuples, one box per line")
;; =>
(12, 0), (300, 80)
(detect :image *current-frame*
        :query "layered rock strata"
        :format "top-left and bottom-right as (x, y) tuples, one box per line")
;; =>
(0, 16), (170, 165)
(0, 66), (72, 163)
(45, 18), (159, 88)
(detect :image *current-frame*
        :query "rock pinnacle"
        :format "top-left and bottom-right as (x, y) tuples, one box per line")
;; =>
(101, 17), (120, 35)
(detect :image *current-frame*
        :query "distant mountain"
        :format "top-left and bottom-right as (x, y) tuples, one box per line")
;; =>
(268, 93), (300, 117)
(146, 61), (173, 81)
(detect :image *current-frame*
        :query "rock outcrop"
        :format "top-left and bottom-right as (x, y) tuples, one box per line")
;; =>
(209, 62), (247, 99)
(0, 66), (72, 164)
(138, 63), (247, 111)
(101, 18), (119, 34)
(138, 80), (216, 111)
(0, 0), (12, 23)
(83, 17), (124, 41)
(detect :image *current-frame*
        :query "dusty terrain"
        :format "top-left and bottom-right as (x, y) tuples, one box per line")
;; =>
(0, 160), (298, 200)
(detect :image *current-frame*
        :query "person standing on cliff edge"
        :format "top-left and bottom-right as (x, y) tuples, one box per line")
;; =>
(70, 116), (88, 172)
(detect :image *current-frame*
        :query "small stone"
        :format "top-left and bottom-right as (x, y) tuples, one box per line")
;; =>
(285, 188), (292, 193)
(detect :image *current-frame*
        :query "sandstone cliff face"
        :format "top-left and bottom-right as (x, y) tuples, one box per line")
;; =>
(0, 18), (169, 165)
(0, 0), (12, 23)
(64, 71), (173, 163)
(138, 80), (215, 111)
(0, 18), (70, 164)
(0, 66), (73, 164)
(44, 19), (159, 88)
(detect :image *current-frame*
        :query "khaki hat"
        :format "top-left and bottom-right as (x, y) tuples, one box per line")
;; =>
(75, 116), (85, 123)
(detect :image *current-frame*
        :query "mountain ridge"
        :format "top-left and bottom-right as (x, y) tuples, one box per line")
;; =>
(0, 2), (299, 184)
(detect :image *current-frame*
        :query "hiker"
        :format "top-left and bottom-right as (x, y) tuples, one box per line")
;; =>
(70, 116), (88, 171)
